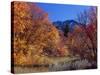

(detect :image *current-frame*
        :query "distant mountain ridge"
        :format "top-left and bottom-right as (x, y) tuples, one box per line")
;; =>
(53, 20), (79, 32)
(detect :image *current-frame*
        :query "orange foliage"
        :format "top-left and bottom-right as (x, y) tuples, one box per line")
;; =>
(12, 2), (68, 65)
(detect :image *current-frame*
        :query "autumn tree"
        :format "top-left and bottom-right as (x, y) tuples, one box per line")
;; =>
(12, 1), (52, 65)
(12, 1), (68, 65)
(77, 10), (89, 26)
(66, 25), (92, 57)
(68, 7), (97, 63)
(85, 7), (97, 62)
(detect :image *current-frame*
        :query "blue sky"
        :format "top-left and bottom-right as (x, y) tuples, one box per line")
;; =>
(36, 3), (91, 22)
